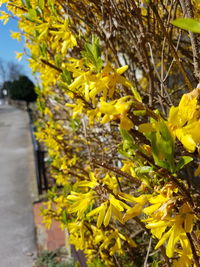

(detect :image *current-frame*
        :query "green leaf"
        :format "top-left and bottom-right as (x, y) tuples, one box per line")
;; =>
(69, 118), (80, 132)
(24, 0), (32, 9)
(118, 145), (132, 158)
(133, 110), (146, 116)
(176, 156), (193, 171)
(62, 210), (68, 224)
(96, 57), (103, 72)
(145, 121), (175, 172)
(159, 120), (173, 143)
(39, 43), (47, 57)
(61, 69), (71, 85)
(135, 166), (153, 174)
(27, 9), (37, 20)
(159, 121), (175, 170)
(81, 35), (102, 72)
(118, 130), (138, 158)
(54, 54), (62, 67)
(147, 132), (169, 170)
(172, 18), (200, 33)
(88, 258), (106, 267)
(120, 129), (134, 144)
(38, 0), (45, 10)
(130, 85), (142, 102)
(48, 0), (54, 3)
(151, 261), (161, 267)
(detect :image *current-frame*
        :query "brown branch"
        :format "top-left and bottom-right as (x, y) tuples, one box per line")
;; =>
(179, 0), (200, 82)
(8, 2), (27, 12)
(132, 100), (161, 120)
(92, 159), (141, 186)
(41, 59), (62, 72)
(168, 174), (200, 218)
(149, 3), (193, 92)
(68, 170), (86, 181)
(186, 233), (200, 267)
(58, 0), (96, 30)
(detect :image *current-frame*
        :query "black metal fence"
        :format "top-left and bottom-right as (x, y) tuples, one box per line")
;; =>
(28, 109), (49, 195)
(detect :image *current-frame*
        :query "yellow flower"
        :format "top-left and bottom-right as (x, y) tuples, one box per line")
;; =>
(65, 99), (85, 118)
(15, 52), (24, 61)
(0, 11), (10, 24)
(67, 191), (94, 219)
(0, 0), (8, 6)
(99, 96), (134, 130)
(168, 89), (200, 152)
(145, 200), (194, 260)
(10, 31), (21, 42)
(173, 234), (193, 267)
(195, 163), (200, 176)
(68, 221), (87, 250)
(87, 194), (129, 227)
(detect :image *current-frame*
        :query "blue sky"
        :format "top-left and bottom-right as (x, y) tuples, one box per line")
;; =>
(0, 4), (34, 82)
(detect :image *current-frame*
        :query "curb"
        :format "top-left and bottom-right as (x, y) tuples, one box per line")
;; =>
(33, 202), (65, 252)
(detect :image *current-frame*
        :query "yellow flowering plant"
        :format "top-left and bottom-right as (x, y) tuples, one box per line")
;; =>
(2, 0), (200, 266)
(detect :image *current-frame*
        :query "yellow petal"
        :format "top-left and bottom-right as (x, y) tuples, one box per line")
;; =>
(125, 236), (137, 247)
(146, 220), (169, 229)
(168, 106), (179, 125)
(184, 214), (194, 233)
(11, 31), (21, 41)
(0, 0), (8, 7)
(151, 225), (168, 239)
(99, 102), (116, 115)
(101, 114), (112, 124)
(123, 204), (142, 222)
(143, 203), (161, 215)
(116, 65), (128, 74)
(67, 195), (79, 200)
(118, 192), (138, 203)
(111, 205), (123, 223)
(104, 204), (112, 227)
(78, 181), (97, 188)
(195, 164), (200, 176)
(166, 218), (184, 258)
(138, 123), (155, 133)
(120, 115), (133, 130)
(0, 11), (10, 24)
(16, 52), (24, 61)
(178, 133), (196, 153)
(155, 228), (172, 249)
(110, 196), (125, 211)
(149, 194), (166, 204)
(97, 203), (107, 228)
(95, 234), (104, 244)
(68, 75), (84, 91)
(87, 206), (102, 217)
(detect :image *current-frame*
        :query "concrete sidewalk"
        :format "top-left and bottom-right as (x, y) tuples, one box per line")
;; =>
(0, 104), (36, 267)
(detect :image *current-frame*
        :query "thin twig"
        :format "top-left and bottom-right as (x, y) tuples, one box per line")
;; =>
(92, 159), (141, 186)
(186, 233), (200, 267)
(41, 59), (62, 72)
(179, 0), (200, 83)
(82, 118), (92, 164)
(149, 3), (193, 92)
(143, 238), (152, 267)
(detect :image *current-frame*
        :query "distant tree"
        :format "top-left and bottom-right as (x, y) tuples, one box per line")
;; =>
(6, 61), (23, 82)
(0, 59), (24, 98)
(5, 75), (37, 105)
(0, 59), (6, 83)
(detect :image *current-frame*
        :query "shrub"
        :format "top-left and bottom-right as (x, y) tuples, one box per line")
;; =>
(2, 1), (200, 266)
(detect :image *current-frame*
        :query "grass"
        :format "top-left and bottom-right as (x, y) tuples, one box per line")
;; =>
(34, 250), (75, 267)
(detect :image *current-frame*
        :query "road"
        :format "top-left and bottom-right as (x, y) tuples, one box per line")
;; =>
(0, 104), (36, 267)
